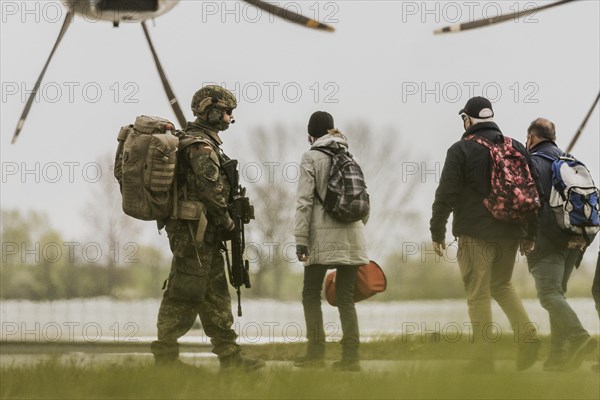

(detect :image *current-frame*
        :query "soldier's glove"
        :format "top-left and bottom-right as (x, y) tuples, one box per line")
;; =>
(224, 217), (235, 232)
(296, 245), (309, 262)
(218, 218), (236, 242)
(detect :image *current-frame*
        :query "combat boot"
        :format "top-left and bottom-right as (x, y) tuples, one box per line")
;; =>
(219, 353), (266, 371)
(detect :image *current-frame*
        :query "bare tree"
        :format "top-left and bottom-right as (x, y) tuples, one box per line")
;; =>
(241, 124), (297, 298)
(82, 153), (142, 296)
(345, 121), (421, 256)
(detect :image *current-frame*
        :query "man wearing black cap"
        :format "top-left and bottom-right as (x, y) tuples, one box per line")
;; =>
(294, 111), (369, 371)
(429, 97), (541, 372)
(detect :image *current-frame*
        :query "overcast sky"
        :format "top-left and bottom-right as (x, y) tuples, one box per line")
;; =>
(1, 0), (599, 262)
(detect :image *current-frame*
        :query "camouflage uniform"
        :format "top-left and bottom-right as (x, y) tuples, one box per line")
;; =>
(151, 87), (240, 363)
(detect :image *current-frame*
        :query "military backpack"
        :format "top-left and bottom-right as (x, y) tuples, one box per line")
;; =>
(114, 115), (203, 222)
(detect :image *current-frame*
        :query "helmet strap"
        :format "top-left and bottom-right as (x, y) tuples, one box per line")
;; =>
(207, 107), (222, 124)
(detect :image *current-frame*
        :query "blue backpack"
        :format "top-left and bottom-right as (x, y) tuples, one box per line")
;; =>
(532, 152), (600, 240)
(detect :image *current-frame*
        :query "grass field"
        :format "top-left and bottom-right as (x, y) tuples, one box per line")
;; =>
(1, 336), (598, 400)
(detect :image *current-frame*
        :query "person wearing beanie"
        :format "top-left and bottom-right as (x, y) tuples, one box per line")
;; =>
(294, 111), (369, 371)
(307, 111), (335, 139)
(429, 97), (541, 373)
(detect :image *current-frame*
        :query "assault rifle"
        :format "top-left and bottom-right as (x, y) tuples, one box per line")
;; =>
(222, 160), (254, 317)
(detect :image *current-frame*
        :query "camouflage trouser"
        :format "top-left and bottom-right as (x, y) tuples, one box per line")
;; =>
(151, 221), (239, 361)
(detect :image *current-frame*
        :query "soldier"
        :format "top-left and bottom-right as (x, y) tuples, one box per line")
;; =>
(150, 85), (265, 371)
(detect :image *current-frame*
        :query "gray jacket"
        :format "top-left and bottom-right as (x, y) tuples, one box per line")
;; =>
(294, 130), (369, 266)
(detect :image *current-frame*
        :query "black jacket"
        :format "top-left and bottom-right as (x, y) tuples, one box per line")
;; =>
(430, 121), (535, 242)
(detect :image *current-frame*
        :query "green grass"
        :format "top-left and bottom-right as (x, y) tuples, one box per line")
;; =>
(1, 360), (598, 400)
(1, 336), (599, 400)
(244, 334), (600, 362)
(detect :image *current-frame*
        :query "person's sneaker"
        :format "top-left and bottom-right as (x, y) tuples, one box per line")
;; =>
(332, 360), (361, 372)
(293, 356), (326, 368)
(561, 336), (598, 372)
(542, 356), (565, 372)
(220, 353), (266, 371)
(516, 339), (541, 371)
(463, 359), (495, 374)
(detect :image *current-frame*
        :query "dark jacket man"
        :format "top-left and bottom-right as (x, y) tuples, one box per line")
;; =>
(525, 117), (597, 372)
(430, 121), (535, 244)
(429, 97), (540, 373)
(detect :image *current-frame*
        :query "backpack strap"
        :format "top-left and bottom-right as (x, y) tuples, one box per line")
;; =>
(464, 134), (492, 148)
(178, 135), (207, 151)
(310, 147), (337, 204)
(464, 134), (510, 148)
(531, 152), (558, 162)
(533, 152), (574, 200)
(312, 147), (336, 157)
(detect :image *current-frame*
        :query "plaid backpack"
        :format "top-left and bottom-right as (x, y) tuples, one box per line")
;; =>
(312, 147), (370, 223)
(531, 152), (600, 240)
(465, 135), (540, 222)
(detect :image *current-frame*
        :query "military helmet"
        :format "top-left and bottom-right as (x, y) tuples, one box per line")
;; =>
(191, 85), (237, 117)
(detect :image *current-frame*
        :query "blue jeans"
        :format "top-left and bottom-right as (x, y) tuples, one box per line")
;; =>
(528, 247), (589, 357)
(302, 265), (359, 360)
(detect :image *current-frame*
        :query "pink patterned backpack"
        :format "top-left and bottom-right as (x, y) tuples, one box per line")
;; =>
(465, 135), (541, 222)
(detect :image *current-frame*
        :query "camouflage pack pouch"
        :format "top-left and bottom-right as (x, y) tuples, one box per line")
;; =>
(115, 115), (179, 221)
(166, 255), (208, 303)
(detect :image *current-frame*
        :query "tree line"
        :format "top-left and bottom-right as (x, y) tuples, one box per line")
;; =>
(1, 123), (595, 300)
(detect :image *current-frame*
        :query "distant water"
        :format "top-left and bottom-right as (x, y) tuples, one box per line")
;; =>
(1, 298), (598, 344)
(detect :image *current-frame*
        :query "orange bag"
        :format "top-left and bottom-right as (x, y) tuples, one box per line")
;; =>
(325, 261), (386, 306)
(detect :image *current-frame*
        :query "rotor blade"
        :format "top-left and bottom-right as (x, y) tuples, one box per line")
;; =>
(244, 0), (334, 32)
(141, 21), (187, 129)
(11, 12), (73, 144)
(434, 0), (575, 34)
(566, 90), (600, 153)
